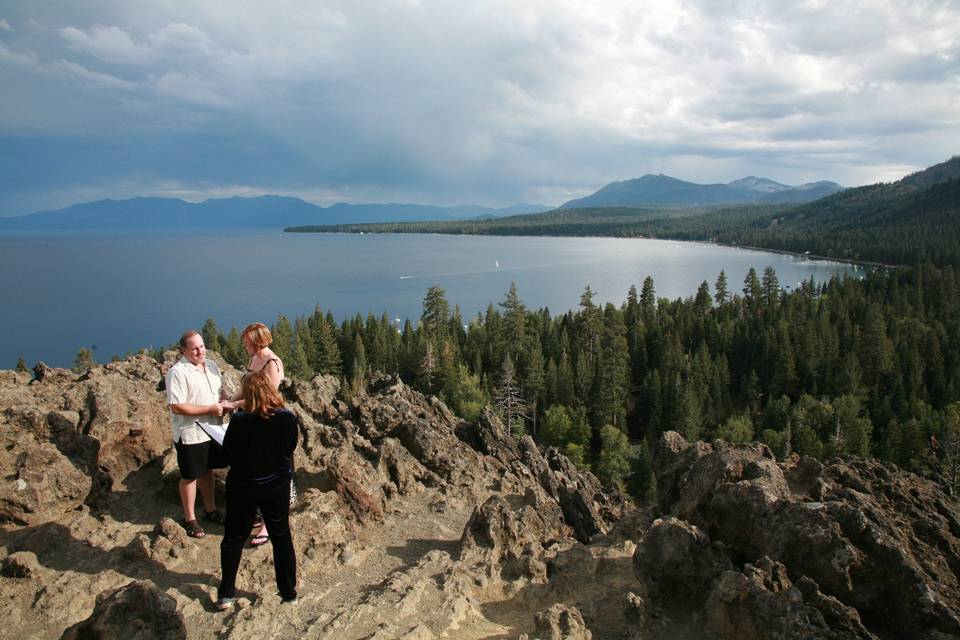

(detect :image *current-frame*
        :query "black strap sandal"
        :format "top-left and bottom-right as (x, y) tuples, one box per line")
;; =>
(183, 519), (205, 538)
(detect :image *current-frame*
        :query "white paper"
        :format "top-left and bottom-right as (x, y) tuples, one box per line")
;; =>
(197, 421), (227, 445)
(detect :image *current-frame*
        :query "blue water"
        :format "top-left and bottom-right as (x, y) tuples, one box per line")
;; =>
(0, 231), (858, 368)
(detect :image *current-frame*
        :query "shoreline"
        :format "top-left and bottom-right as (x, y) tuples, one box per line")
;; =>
(286, 227), (895, 270)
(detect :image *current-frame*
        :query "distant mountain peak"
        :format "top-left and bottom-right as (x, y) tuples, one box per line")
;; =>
(727, 176), (790, 193)
(560, 173), (842, 209)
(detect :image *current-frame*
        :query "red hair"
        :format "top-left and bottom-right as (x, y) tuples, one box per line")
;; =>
(242, 369), (284, 418)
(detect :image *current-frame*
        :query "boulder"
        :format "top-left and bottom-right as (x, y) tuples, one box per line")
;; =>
(531, 603), (592, 640)
(705, 557), (877, 640)
(460, 491), (569, 582)
(59, 580), (186, 640)
(633, 516), (732, 602)
(288, 373), (341, 418)
(0, 441), (91, 526)
(650, 431), (960, 640)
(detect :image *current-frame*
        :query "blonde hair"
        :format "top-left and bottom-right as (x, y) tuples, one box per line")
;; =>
(242, 369), (284, 419)
(243, 322), (273, 350)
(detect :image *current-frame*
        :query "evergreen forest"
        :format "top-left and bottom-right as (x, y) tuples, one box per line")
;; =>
(166, 156), (960, 498)
(198, 261), (960, 499)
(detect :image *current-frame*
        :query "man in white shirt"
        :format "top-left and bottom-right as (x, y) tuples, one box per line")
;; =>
(166, 330), (232, 538)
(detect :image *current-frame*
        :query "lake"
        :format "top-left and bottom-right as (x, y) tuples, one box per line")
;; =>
(0, 231), (859, 368)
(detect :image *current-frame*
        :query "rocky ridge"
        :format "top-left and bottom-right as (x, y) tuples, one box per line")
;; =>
(1, 355), (959, 639)
(0, 355), (630, 639)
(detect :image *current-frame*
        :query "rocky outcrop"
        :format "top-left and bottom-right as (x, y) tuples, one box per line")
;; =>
(640, 431), (960, 640)
(703, 556), (877, 640)
(459, 408), (631, 544)
(0, 357), (632, 639)
(460, 491), (566, 583)
(528, 603), (592, 640)
(60, 580), (186, 640)
(633, 516), (732, 603)
(0, 355), (173, 525)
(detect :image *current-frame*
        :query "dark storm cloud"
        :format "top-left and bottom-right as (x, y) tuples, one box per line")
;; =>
(0, 0), (957, 214)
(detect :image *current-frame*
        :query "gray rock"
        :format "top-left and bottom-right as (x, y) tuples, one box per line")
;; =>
(59, 580), (186, 640)
(533, 603), (592, 640)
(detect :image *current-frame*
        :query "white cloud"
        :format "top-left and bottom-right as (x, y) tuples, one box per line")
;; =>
(60, 24), (152, 65)
(0, 0), (958, 211)
(54, 59), (136, 90)
(0, 18), (12, 32)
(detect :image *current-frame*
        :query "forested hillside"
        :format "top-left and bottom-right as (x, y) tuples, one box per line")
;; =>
(203, 157), (960, 496)
(194, 262), (960, 497)
(290, 157), (960, 267)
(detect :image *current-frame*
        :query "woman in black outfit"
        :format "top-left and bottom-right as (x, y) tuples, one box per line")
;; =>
(216, 369), (299, 610)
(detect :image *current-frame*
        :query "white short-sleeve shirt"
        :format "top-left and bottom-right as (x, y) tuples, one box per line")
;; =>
(166, 356), (222, 445)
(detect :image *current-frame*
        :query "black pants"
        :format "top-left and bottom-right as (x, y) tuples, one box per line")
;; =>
(218, 474), (296, 601)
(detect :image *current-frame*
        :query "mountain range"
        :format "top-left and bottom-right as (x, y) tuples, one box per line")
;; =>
(560, 174), (843, 208)
(0, 197), (550, 232)
(0, 168), (855, 232)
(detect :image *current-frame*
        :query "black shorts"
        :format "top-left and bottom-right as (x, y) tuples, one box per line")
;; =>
(175, 439), (211, 480)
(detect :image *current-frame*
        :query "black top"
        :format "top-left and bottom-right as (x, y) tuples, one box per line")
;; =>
(223, 409), (298, 485)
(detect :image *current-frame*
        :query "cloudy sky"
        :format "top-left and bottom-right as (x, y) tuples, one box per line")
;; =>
(1, 1), (957, 215)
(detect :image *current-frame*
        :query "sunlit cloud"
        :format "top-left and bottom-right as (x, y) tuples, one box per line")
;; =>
(0, 0), (957, 215)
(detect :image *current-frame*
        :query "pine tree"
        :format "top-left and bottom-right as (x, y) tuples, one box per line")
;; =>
(313, 318), (343, 376)
(595, 424), (631, 489)
(494, 354), (529, 438)
(15, 356), (29, 373)
(715, 270), (730, 306)
(563, 442), (588, 469)
(555, 350), (575, 408)
(500, 281), (528, 358)
(717, 413), (754, 443)
(676, 385), (703, 441)
(222, 326), (245, 367)
(287, 338), (311, 380)
(522, 346), (546, 435)
(743, 268), (762, 305)
(72, 347), (96, 373)
(416, 338), (438, 393)
(446, 364), (487, 421)
(859, 304), (895, 387)
(291, 318), (315, 378)
(643, 370), (663, 436)
(271, 315), (295, 367)
(351, 333), (368, 388)
(694, 280), (712, 314)
(540, 404), (572, 448)
(640, 276), (656, 317)
(421, 285), (450, 338)
(590, 304), (630, 429)
(201, 318), (223, 353)
(771, 325), (800, 399)
(629, 438), (656, 501)
(743, 370), (762, 414)
(762, 266), (780, 307)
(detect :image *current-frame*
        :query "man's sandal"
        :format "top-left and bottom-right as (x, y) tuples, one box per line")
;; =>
(250, 534), (269, 547)
(183, 519), (205, 538)
(203, 509), (226, 526)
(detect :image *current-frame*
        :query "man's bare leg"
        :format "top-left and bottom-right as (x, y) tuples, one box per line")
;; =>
(197, 470), (216, 513)
(179, 478), (198, 521)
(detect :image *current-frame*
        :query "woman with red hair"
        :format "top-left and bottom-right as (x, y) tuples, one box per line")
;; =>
(215, 369), (299, 610)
